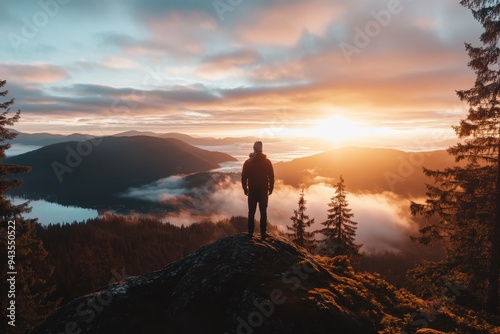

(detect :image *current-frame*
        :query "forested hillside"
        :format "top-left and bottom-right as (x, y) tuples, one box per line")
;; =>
(37, 216), (282, 303)
(5, 136), (236, 207)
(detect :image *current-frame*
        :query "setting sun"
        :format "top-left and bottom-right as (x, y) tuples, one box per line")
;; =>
(312, 115), (362, 142)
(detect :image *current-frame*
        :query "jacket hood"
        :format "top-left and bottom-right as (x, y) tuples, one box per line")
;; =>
(249, 152), (266, 162)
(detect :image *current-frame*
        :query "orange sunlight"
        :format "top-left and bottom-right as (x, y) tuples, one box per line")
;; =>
(307, 115), (397, 144)
(312, 115), (362, 141)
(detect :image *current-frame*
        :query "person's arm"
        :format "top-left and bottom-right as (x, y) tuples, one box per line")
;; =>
(241, 161), (249, 196)
(267, 160), (274, 195)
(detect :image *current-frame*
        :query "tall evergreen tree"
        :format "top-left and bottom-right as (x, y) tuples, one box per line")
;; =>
(0, 80), (30, 218)
(317, 175), (361, 257)
(0, 79), (58, 332)
(411, 1), (500, 312)
(287, 189), (316, 252)
(460, 0), (500, 316)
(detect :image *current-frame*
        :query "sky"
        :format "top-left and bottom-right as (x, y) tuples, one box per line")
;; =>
(0, 0), (484, 147)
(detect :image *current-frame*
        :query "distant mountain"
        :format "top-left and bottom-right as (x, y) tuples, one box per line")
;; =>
(114, 131), (202, 144)
(113, 130), (163, 137)
(9, 130), (272, 147)
(30, 234), (494, 334)
(5, 136), (236, 207)
(115, 130), (275, 146)
(274, 147), (459, 197)
(9, 130), (96, 146)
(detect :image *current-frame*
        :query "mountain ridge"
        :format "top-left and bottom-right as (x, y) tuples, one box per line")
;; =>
(274, 146), (458, 197)
(9, 130), (274, 147)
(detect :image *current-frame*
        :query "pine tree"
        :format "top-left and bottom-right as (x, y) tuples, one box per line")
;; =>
(460, 0), (500, 316)
(0, 80), (30, 218)
(317, 175), (361, 257)
(411, 1), (500, 312)
(0, 79), (58, 332)
(287, 189), (316, 252)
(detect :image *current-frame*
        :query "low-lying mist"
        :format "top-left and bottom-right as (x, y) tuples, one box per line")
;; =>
(123, 173), (422, 253)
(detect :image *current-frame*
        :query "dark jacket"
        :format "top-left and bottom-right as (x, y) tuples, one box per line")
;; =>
(241, 152), (274, 194)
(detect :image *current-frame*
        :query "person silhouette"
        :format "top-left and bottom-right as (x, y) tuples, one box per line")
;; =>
(241, 141), (274, 240)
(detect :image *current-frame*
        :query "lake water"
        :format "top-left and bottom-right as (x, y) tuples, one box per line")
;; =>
(9, 197), (98, 226)
(7, 145), (96, 225)
(5, 144), (42, 157)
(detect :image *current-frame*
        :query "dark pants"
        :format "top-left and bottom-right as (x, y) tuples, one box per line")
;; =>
(248, 191), (268, 235)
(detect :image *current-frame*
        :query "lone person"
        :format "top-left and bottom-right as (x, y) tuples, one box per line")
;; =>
(242, 141), (274, 240)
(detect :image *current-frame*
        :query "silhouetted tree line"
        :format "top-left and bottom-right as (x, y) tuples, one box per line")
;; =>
(359, 248), (445, 290)
(36, 215), (275, 303)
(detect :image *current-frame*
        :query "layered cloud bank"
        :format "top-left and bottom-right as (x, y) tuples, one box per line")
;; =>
(0, 0), (481, 141)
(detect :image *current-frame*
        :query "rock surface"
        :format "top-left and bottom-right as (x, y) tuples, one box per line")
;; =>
(30, 234), (476, 334)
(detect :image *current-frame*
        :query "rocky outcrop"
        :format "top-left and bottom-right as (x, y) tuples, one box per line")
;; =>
(30, 234), (496, 334)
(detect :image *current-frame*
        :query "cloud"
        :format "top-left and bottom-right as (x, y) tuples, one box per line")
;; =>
(38, 83), (221, 116)
(106, 11), (219, 59)
(235, 0), (346, 46)
(6, 71), (467, 137)
(71, 57), (141, 73)
(0, 62), (68, 84)
(102, 56), (141, 69)
(122, 173), (418, 253)
(125, 0), (217, 17)
(196, 49), (261, 78)
(0, 0), (483, 138)
(247, 59), (306, 83)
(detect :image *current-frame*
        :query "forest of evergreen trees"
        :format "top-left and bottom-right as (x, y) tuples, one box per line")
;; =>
(38, 216), (258, 302)
(32, 214), (429, 301)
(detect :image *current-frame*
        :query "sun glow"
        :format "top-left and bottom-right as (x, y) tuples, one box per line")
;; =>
(312, 115), (365, 142)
